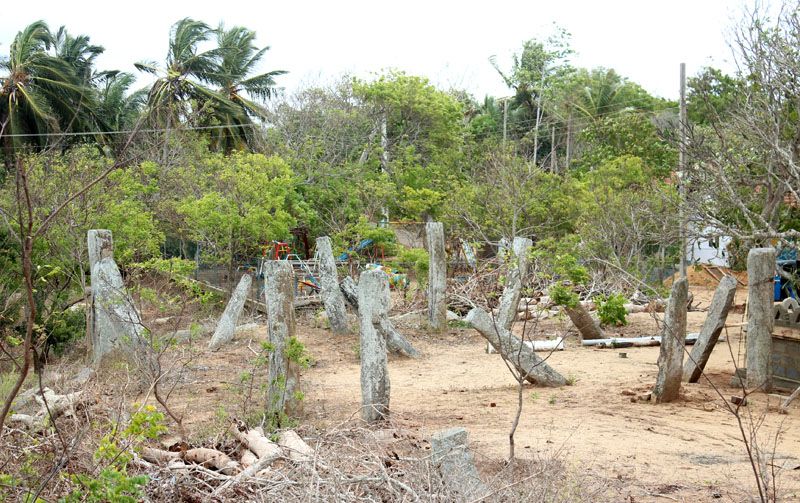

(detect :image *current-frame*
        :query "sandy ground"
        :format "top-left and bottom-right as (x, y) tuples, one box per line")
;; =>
(139, 284), (800, 502)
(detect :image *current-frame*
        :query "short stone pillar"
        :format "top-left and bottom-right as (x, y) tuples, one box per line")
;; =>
(496, 237), (532, 331)
(465, 307), (567, 387)
(431, 427), (486, 500)
(653, 277), (688, 403)
(265, 261), (301, 422)
(358, 269), (391, 422)
(426, 222), (447, 332)
(316, 236), (349, 334)
(208, 274), (252, 350)
(746, 248), (776, 392)
(683, 275), (737, 382)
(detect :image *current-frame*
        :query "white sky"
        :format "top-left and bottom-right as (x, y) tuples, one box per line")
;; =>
(1, 0), (746, 101)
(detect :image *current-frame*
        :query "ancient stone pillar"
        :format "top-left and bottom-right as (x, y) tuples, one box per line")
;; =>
(358, 269), (391, 422)
(316, 236), (349, 334)
(208, 274), (253, 350)
(746, 248), (776, 392)
(496, 237), (532, 331)
(431, 427), (486, 500)
(426, 222), (447, 332)
(91, 257), (142, 364)
(87, 229), (113, 271)
(265, 261), (301, 422)
(683, 275), (737, 382)
(653, 277), (688, 403)
(465, 307), (567, 387)
(340, 275), (419, 358)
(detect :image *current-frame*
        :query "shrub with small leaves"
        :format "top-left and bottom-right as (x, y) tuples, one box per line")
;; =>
(596, 293), (629, 327)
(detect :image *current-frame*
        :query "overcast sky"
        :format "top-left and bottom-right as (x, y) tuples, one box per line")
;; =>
(1, 0), (747, 101)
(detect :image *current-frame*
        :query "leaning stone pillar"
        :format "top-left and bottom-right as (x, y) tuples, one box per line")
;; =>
(208, 274), (253, 349)
(265, 261), (301, 422)
(316, 236), (349, 334)
(358, 269), (391, 422)
(465, 307), (567, 387)
(653, 277), (688, 403)
(683, 275), (737, 382)
(426, 222), (447, 332)
(746, 248), (776, 392)
(496, 237), (532, 331)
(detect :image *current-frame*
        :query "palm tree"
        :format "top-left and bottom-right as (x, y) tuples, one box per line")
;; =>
(1, 21), (96, 154)
(205, 23), (285, 151)
(135, 18), (238, 131)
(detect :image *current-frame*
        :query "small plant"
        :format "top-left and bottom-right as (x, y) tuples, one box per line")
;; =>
(530, 392), (539, 402)
(351, 341), (361, 359)
(549, 394), (556, 404)
(596, 293), (629, 327)
(447, 319), (472, 329)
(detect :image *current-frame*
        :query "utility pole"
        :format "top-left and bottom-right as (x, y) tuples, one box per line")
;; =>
(679, 62), (688, 279)
(380, 111), (389, 228)
(502, 97), (508, 150)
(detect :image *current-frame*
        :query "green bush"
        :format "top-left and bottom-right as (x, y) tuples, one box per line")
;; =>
(596, 293), (629, 327)
(44, 308), (86, 356)
(399, 248), (429, 287)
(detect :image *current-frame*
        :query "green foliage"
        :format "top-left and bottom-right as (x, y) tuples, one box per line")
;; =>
(398, 248), (429, 286)
(60, 407), (163, 503)
(550, 283), (579, 309)
(42, 307), (86, 356)
(596, 293), (629, 327)
(285, 336), (313, 369)
(178, 152), (300, 267)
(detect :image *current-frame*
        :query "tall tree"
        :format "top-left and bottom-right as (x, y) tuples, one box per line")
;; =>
(206, 23), (286, 151)
(0, 21), (98, 155)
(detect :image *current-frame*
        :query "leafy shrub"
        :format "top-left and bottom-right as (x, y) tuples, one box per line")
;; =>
(44, 308), (86, 356)
(596, 293), (629, 327)
(399, 248), (429, 287)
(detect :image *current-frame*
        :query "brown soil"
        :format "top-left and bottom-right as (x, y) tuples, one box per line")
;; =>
(129, 284), (800, 503)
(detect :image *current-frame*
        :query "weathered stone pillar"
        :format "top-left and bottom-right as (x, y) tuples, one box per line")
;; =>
(208, 274), (253, 350)
(653, 277), (688, 403)
(91, 257), (143, 365)
(465, 307), (567, 387)
(316, 236), (348, 334)
(683, 275), (737, 382)
(496, 237), (532, 331)
(564, 303), (606, 340)
(358, 269), (391, 422)
(87, 229), (113, 271)
(431, 427), (486, 500)
(265, 261), (301, 422)
(746, 248), (776, 392)
(426, 222), (447, 332)
(340, 275), (419, 358)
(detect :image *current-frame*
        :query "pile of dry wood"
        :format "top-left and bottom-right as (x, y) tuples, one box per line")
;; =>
(140, 420), (315, 491)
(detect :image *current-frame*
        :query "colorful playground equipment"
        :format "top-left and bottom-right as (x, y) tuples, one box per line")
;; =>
(364, 263), (408, 289)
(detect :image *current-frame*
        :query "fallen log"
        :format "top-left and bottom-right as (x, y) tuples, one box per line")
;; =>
(487, 337), (564, 354)
(278, 430), (313, 462)
(183, 448), (238, 474)
(229, 424), (281, 460)
(582, 333), (704, 348)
